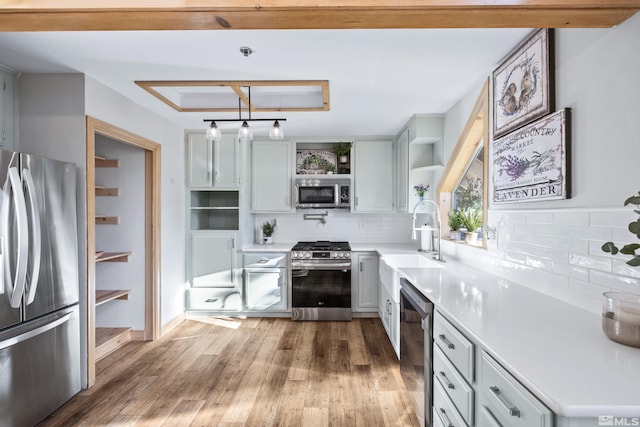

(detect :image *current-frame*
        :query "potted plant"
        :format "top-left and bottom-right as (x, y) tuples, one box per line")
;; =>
(414, 184), (430, 200)
(602, 191), (640, 267)
(332, 142), (351, 164)
(447, 209), (463, 240)
(262, 220), (276, 244)
(601, 191), (640, 347)
(459, 207), (483, 244)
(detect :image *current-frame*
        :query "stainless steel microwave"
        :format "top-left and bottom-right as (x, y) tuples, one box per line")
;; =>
(295, 178), (350, 209)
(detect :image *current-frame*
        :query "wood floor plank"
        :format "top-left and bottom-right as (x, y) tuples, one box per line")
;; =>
(39, 318), (419, 427)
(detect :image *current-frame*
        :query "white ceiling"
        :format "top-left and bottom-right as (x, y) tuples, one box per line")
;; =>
(0, 28), (532, 137)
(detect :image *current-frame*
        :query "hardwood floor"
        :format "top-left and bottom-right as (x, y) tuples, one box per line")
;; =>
(39, 317), (419, 427)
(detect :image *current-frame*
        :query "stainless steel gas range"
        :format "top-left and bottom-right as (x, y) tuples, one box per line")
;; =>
(290, 241), (352, 321)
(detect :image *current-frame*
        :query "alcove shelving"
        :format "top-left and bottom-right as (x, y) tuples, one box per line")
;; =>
(94, 155), (132, 360)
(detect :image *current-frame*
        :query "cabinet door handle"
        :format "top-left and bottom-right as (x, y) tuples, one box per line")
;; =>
(438, 408), (454, 427)
(438, 371), (455, 390)
(438, 334), (455, 349)
(489, 386), (521, 417)
(214, 170), (219, 183)
(360, 262), (363, 272)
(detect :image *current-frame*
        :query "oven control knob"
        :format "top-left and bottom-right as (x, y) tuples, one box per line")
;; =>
(338, 252), (344, 258)
(304, 252), (312, 259)
(345, 252), (351, 258)
(291, 252), (297, 259)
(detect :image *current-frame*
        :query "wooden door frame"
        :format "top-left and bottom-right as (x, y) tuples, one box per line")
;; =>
(86, 116), (161, 387)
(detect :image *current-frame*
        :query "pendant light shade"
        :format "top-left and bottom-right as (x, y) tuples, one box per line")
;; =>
(269, 120), (285, 140)
(205, 121), (221, 142)
(238, 120), (253, 139)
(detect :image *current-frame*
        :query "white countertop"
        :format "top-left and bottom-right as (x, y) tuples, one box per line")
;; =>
(397, 260), (640, 418)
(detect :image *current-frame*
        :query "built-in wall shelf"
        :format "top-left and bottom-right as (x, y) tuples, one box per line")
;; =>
(95, 327), (132, 361)
(96, 252), (131, 263)
(95, 186), (119, 197)
(95, 289), (131, 307)
(95, 156), (120, 168)
(96, 215), (119, 225)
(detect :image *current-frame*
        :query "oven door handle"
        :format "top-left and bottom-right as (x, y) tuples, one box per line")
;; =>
(291, 262), (352, 270)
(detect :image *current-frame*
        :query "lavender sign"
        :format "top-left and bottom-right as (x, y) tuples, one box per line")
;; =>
(492, 109), (570, 204)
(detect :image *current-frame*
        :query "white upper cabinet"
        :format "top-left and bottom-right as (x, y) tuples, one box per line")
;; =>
(186, 132), (239, 189)
(353, 140), (394, 212)
(251, 139), (293, 213)
(396, 115), (444, 211)
(0, 66), (16, 151)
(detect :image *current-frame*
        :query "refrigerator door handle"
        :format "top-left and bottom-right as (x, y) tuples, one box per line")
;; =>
(5, 167), (29, 308)
(0, 312), (72, 351)
(22, 168), (42, 305)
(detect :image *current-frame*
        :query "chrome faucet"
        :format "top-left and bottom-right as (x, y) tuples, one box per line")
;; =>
(412, 199), (443, 262)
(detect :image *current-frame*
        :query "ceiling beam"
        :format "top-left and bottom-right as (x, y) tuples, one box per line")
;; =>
(0, 1), (638, 31)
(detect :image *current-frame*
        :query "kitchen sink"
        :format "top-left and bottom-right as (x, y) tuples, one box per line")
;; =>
(381, 253), (445, 271)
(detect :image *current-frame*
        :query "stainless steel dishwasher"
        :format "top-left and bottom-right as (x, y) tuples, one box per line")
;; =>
(400, 277), (434, 427)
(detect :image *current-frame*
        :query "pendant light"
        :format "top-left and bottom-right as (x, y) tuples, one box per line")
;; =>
(238, 120), (253, 139)
(269, 120), (284, 140)
(204, 85), (286, 141)
(205, 121), (222, 142)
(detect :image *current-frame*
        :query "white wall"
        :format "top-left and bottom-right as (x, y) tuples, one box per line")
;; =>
(442, 14), (640, 314)
(84, 77), (186, 328)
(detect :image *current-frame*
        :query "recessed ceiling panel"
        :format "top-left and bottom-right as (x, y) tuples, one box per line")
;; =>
(135, 80), (329, 112)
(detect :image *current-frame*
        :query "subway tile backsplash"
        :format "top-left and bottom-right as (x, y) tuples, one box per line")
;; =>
(254, 211), (414, 244)
(443, 207), (640, 315)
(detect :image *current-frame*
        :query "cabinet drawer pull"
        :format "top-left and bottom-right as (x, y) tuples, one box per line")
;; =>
(204, 298), (218, 303)
(489, 386), (521, 417)
(438, 334), (455, 349)
(438, 371), (455, 389)
(482, 405), (503, 427)
(438, 407), (454, 427)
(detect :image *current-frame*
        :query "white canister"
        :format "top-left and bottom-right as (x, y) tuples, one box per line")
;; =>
(420, 226), (433, 252)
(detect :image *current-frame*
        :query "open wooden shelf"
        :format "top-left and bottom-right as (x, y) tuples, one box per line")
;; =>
(95, 215), (119, 225)
(95, 186), (119, 197)
(95, 156), (120, 168)
(96, 289), (131, 307)
(95, 327), (132, 361)
(96, 252), (131, 263)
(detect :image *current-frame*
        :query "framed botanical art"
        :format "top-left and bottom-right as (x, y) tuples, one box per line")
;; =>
(492, 108), (570, 204)
(493, 28), (554, 139)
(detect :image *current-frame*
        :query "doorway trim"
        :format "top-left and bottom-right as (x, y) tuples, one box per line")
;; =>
(86, 116), (161, 387)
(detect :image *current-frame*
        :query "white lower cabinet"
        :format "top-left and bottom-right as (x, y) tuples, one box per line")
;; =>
(243, 252), (288, 312)
(378, 258), (399, 358)
(187, 231), (241, 312)
(432, 311), (554, 427)
(479, 351), (553, 427)
(434, 378), (469, 427)
(352, 252), (378, 312)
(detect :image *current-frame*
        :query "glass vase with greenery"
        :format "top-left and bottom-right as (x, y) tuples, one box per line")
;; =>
(602, 191), (640, 267)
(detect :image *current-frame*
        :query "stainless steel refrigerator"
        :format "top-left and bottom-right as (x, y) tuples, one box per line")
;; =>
(0, 149), (80, 427)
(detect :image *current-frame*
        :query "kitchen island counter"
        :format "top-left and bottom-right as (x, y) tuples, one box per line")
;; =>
(399, 260), (640, 418)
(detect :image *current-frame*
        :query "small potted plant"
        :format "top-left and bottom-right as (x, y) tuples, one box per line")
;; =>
(601, 191), (640, 347)
(262, 220), (276, 244)
(447, 209), (463, 240)
(332, 142), (352, 164)
(414, 184), (430, 200)
(602, 191), (640, 267)
(459, 207), (483, 244)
